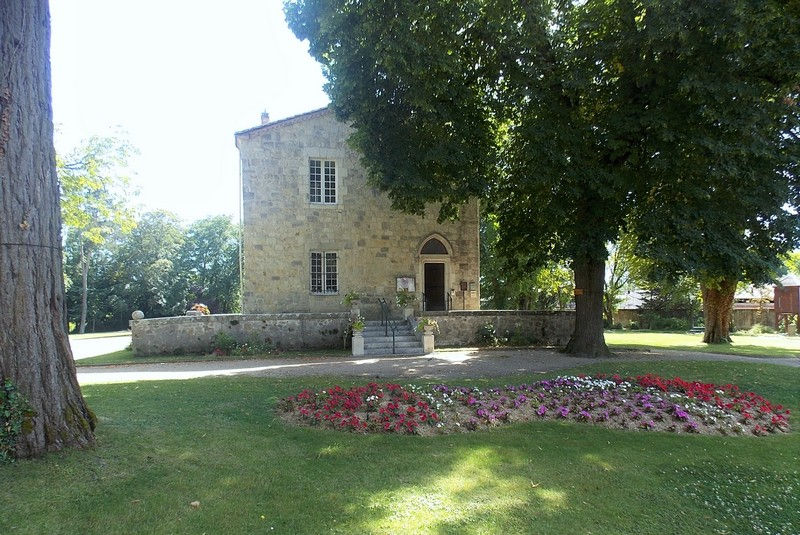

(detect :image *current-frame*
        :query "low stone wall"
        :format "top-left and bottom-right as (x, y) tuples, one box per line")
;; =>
(131, 313), (350, 356)
(421, 310), (575, 347)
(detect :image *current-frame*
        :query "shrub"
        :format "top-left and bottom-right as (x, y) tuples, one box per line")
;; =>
(212, 332), (237, 355)
(748, 324), (775, 335)
(0, 380), (35, 464)
(612, 322), (623, 330)
(476, 322), (498, 346)
(395, 289), (417, 308)
(628, 321), (640, 330)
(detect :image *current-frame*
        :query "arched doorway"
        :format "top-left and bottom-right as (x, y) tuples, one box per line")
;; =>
(418, 235), (451, 311)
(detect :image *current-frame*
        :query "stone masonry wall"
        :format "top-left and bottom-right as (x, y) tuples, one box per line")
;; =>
(420, 310), (575, 347)
(236, 108), (480, 316)
(130, 313), (350, 356)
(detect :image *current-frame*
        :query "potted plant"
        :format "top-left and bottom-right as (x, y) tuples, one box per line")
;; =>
(187, 303), (210, 316)
(416, 317), (439, 334)
(350, 315), (365, 333)
(395, 289), (417, 319)
(341, 290), (362, 308)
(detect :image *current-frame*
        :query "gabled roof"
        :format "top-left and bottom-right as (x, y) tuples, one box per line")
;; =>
(234, 107), (331, 138)
(778, 273), (800, 287)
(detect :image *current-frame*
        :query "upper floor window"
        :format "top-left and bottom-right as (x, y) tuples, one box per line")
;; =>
(309, 159), (336, 204)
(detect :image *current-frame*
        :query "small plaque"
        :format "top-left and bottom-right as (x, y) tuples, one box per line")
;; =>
(397, 277), (415, 292)
(574, 288), (584, 296)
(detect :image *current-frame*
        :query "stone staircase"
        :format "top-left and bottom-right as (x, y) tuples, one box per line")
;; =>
(361, 320), (425, 356)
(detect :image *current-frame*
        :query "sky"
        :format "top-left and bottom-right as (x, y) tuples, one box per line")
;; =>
(50, 0), (329, 223)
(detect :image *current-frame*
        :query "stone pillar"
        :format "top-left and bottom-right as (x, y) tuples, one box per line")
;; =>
(422, 331), (434, 354)
(352, 331), (365, 356)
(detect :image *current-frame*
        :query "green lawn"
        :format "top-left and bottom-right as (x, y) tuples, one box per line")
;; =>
(2, 361), (798, 534)
(605, 330), (800, 358)
(76, 348), (351, 366)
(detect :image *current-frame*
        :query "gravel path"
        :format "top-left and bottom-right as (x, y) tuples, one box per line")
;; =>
(76, 347), (800, 385)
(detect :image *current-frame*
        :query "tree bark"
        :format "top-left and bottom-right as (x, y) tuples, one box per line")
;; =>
(565, 257), (612, 357)
(79, 240), (88, 334)
(0, 1), (96, 458)
(701, 278), (737, 343)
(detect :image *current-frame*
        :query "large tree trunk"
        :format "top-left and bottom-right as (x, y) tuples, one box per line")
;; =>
(79, 240), (88, 334)
(701, 278), (737, 343)
(0, 1), (96, 458)
(565, 257), (612, 357)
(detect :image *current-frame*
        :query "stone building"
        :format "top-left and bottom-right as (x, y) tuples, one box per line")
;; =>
(235, 107), (480, 316)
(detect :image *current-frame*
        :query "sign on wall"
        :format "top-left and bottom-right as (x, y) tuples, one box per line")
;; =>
(396, 277), (415, 292)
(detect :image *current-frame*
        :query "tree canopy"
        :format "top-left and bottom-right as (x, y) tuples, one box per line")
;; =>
(286, 0), (799, 353)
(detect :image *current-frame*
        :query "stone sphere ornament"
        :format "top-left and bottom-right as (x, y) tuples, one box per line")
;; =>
(131, 310), (145, 320)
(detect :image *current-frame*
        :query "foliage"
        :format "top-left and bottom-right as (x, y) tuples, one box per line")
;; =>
(0, 380), (35, 463)
(63, 212), (241, 331)
(416, 317), (439, 333)
(280, 374), (790, 436)
(350, 315), (365, 332)
(747, 324), (776, 335)
(604, 232), (647, 323)
(58, 135), (138, 333)
(784, 251), (800, 276)
(286, 0), (799, 354)
(341, 290), (361, 307)
(211, 332), (274, 357)
(481, 213), (573, 310)
(476, 322), (498, 346)
(394, 289), (416, 308)
(169, 215), (241, 315)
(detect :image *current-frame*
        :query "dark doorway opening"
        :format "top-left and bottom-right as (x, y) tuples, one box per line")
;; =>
(424, 263), (446, 311)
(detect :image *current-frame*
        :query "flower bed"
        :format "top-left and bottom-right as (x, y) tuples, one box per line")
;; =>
(277, 374), (791, 437)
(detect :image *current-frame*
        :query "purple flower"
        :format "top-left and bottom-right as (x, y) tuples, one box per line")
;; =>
(673, 405), (689, 421)
(579, 410), (592, 420)
(536, 405), (548, 416)
(685, 421), (699, 433)
(557, 406), (570, 418)
(467, 396), (477, 406)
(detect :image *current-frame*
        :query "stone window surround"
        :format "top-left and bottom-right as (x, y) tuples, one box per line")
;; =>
(309, 157), (337, 205)
(310, 250), (339, 295)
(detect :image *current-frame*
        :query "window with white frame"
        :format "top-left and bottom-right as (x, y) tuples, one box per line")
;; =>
(310, 251), (338, 294)
(309, 159), (336, 204)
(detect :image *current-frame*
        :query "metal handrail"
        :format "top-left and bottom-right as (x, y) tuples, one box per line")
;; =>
(377, 298), (398, 354)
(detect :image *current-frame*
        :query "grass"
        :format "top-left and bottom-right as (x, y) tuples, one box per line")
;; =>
(75, 348), (352, 366)
(605, 330), (800, 358)
(2, 361), (798, 534)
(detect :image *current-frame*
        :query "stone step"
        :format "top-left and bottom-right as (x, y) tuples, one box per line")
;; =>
(364, 341), (423, 351)
(364, 334), (421, 343)
(361, 329), (416, 337)
(362, 347), (428, 356)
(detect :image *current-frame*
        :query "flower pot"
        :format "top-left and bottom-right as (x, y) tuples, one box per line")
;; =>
(423, 325), (434, 335)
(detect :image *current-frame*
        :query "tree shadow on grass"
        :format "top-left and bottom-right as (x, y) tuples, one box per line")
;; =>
(3, 372), (799, 534)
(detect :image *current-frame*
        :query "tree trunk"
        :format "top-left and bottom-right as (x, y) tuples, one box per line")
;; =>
(79, 240), (88, 334)
(0, 1), (96, 458)
(565, 257), (612, 357)
(701, 278), (737, 343)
